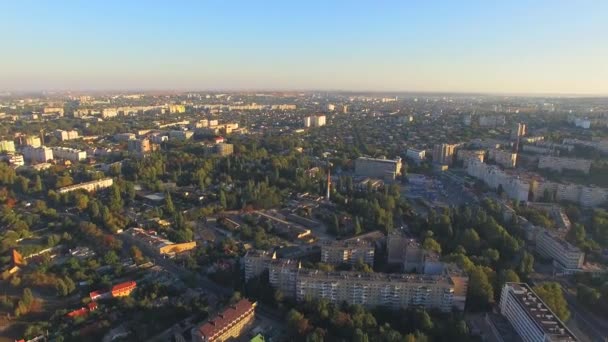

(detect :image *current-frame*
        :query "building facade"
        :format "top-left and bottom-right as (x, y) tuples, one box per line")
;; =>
(535, 230), (584, 272)
(57, 178), (114, 194)
(321, 239), (375, 266)
(355, 157), (402, 180)
(538, 156), (592, 174)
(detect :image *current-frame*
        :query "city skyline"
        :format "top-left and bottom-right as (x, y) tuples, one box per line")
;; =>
(1, 1), (608, 95)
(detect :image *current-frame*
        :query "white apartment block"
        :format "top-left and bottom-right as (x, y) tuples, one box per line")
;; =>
(270, 104), (297, 110)
(538, 156), (592, 174)
(51, 147), (86, 162)
(320, 240), (375, 266)
(355, 157), (402, 180)
(489, 149), (517, 168)
(57, 178), (114, 194)
(467, 160), (529, 202)
(531, 180), (608, 207)
(22, 146), (53, 164)
(54, 129), (79, 141)
(535, 230), (584, 272)
(456, 150), (485, 166)
(295, 269), (467, 312)
(499, 283), (578, 342)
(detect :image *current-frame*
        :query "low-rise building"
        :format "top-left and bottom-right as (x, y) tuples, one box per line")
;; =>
(123, 227), (196, 257)
(192, 299), (257, 342)
(111, 281), (137, 297)
(57, 178), (114, 194)
(0, 140), (15, 152)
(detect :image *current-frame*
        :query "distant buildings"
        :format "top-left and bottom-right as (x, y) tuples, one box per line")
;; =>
(57, 178), (114, 194)
(499, 283), (578, 342)
(303, 115), (326, 128)
(270, 104), (296, 110)
(168, 104), (186, 114)
(192, 299), (257, 342)
(538, 156), (592, 174)
(114, 133), (136, 141)
(432, 144), (458, 166)
(24, 135), (41, 147)
(43, 107), (64, 116)
(215, 143), (234, 157)
(355, 157), (402, 180)
(456, 150), (485, 166)
(478, 115), (506, 127)
(128, 138), (159, 156)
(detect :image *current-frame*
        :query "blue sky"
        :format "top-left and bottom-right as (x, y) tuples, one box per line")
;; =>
(1, 1), (607, 94)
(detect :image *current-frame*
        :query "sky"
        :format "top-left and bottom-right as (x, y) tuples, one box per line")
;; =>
(1, 1), (607, 94)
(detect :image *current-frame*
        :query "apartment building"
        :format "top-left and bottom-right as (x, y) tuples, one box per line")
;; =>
(303, 115), (326, 128)
(192, 299), (257, 342)
(320, 239), (375, 266)
(43, 107), (64, 116)
(535, 230), (584, 273)
(478, 115), (506, 127)
(114, 133), (136, 141)
(405, 148), (426, 164)
(467, 160), (530, 202)
(386, 234), (441, 273)
(499, 283), (578, 342)
(22, 146), (53, 164)
(24, 135), (41, 147)
(511, 123), (527, 140)
(489, 149), (517, 168)
(270, 104), (296, 110)
(243, 250), (276, 281)
(269, 259), (301, 298)
(54, 129), (79, 141)
(0, 140), (15, 153)
(538, 156), (592, 174)
(355, 157), (402, 180)
(57, 178), (114, 194)
(215, 143), (234, 156)
(2, 153), (24, 167)
(168, 104), (186, 114)
(51, 147), (86, 161)
(128, 138), (158, 156)
(111, 281), (137, 298)
(531, 180), (608, 207)
(295, 269), (466, 312)
(102, 108), (119, 118)
(432, 144), (457, 166)
(456, 150), (485, 166)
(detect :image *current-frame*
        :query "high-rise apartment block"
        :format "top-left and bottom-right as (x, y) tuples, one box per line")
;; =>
(168, 104), (186, 114)
(51, 147), (86, 162)
(54, 129), (79, 141)
(22, 146), (53, 164)
(128, 138), (158, 156)
(467, 159), (529, 202)
(489, 149), (517, 168)
(303, 115), (326, 127)
(432, 144), (457, 166)
(24, 135), (42, 147)
(511, 123), (527, 140)
(499, 283), (578, 342)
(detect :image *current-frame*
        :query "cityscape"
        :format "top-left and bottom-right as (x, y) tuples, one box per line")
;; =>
(1, 2), (608, 342)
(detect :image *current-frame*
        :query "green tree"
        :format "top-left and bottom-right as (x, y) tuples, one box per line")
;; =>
(518, 251), (535, 278)
(165, 192), (175, 215)
(422, 237), (441, 254)
(534, 282), (570, 321)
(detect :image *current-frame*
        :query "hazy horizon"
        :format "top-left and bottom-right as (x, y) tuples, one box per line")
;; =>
(1, 1), (607, 95)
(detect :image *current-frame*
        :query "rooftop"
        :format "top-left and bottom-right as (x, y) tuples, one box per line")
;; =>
(197, 299), (256, 339)
(506, 283), (577, 341)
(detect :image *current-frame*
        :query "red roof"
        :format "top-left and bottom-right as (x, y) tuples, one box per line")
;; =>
(198, 299), (255, 339)
(89, 290), (102, 299)
(87, 302), (98, 311)
(111, 281), (136, 293)
(67, 307), (88, 318)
